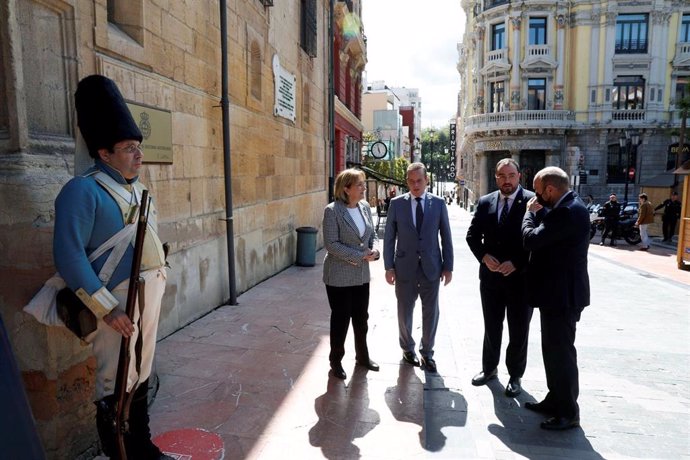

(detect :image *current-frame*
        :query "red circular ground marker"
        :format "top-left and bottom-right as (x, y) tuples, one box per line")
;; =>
(153, 428), (224, 460)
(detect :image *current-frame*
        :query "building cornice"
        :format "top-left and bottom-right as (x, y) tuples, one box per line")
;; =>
(335, 96), (364, 132)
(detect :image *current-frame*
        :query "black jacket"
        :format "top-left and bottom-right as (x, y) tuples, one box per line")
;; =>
(522, 192), (591, 316)
(467, 186), (535, 280)
(601, 200), (621, 221)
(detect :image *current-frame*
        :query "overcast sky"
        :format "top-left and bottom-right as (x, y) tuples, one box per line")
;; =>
(361, 0), (466, 130)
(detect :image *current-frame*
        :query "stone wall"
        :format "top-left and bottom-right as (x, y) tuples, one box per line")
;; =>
(0, 1), (329, 457)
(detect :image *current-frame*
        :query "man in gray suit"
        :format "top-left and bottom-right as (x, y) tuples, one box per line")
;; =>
(383, 162), (454, 373)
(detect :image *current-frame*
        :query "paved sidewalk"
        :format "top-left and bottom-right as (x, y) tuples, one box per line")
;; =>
(149, 206), (690, 460)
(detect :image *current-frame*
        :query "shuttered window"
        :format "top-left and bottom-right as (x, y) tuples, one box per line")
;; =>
(300, 0), (317, 58)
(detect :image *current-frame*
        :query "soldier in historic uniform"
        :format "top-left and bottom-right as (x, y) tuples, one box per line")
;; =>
(54, 75), (171, 459)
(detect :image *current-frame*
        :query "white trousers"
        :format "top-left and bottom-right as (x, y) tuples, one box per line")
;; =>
(89, 268), (167, 400)
(639, 224), (650, 248)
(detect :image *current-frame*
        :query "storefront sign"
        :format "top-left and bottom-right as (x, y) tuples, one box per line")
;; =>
(449, 123), (457, 179)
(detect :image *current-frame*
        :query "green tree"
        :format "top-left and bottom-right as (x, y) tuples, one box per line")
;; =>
(421, 125), (454, 185)
(363, 156), (409, 187)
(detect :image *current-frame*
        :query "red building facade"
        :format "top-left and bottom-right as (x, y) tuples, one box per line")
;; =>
(333, 2), (366, 173)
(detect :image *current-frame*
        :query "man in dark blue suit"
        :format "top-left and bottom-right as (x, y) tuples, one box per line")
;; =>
(522, 166), (590, 430)
(466, 158), (534, 397)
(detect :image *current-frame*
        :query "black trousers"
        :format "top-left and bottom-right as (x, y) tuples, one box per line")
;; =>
(601, 219), (618, 244)
(479, 274), (532, 377)
(540, 311), (580, 419)
(325, 284), (370, 365)
(662, 216), (678, 241)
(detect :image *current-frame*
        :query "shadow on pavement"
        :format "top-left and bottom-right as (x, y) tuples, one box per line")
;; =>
(308, 365), (380, 459)
(487, 379), (604, 460)
(385, 363), (467, 452)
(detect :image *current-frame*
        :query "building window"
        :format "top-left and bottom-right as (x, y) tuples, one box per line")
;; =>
(615, 14), (648, 54)
(529, 17), (547, 45)
(681, 14), (690, 42)
(528, 79), (546, 110)
(107, 0), (144, 44)
(250, 41), (262, 100)
(489, 81), (505, 113)
(612, 76), (645, 110)
(607, 143), (634, 184)
(300, 0), (317, 57)
(676, 77), (690, 104)
(491, 23), (505, 51)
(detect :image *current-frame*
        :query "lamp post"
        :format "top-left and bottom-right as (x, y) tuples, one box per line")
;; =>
(619, 126), (640, 204)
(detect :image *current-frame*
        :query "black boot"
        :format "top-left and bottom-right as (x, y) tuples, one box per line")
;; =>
(125, 381), (173, 460)
(95, 395), (119, 458)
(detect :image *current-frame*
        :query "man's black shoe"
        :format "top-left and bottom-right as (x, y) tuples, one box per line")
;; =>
(356, 359), (380, 372)
(420, 356), (437, 373)
(505, 377), (521, 397)
(402, 351), (420, 366)
(330, 363), (346, 380)
(540, 416), (580, 430)
(471, 369), (497, 386)
(524, 401), (555, 415)
(599, 242), (604, 246)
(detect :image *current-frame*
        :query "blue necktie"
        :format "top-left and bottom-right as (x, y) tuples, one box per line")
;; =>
(499, 197), (509, 226)
(415, 197), (424, 233)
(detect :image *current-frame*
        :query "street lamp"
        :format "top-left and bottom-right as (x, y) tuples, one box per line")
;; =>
(619, 126), (640, 204)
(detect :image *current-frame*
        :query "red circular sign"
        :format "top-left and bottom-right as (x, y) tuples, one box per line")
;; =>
(153, 428), (224, 460)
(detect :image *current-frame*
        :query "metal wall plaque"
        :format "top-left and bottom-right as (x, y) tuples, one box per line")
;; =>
(126, 102), (173, 164)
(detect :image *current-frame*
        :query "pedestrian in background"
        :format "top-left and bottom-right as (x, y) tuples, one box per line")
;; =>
(599, 193), (621, 246)
(55, 75), (171, 458)
(522, 166), (590, 431)
(466, 158), (534, 397)
(635, 193), (654, 251)
(322, 168), (380, 380)
(383, 162), (454, 373)
(654, 191), (681, 242)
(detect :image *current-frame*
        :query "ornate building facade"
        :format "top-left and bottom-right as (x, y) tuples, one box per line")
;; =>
(457, 0), (690, 205)
(0, 0), (333, 456)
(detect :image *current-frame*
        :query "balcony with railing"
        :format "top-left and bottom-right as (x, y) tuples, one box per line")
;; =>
(527, 44), (550, 58)
(464, 110), (574, 134)
(521, 44), (557, 69)
(486, 48), (507, 64)
(611, 110), (646, 121)
(481, 48), (511, 74)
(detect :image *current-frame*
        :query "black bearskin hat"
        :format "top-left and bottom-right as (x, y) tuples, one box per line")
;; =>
(75, 75), (143, 159)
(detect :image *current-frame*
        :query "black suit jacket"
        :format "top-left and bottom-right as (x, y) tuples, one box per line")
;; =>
(522, 191), (590, 316)
(466, 187), (535, 281)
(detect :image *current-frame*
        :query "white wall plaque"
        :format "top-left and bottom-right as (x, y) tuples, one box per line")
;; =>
(272, 55), (297, 122)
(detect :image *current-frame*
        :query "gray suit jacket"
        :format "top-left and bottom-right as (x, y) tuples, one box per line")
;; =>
(322, 200), (377, 287)
(383, 192), (453, 281)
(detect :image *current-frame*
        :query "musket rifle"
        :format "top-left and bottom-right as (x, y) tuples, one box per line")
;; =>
(113, 189), (150, 460)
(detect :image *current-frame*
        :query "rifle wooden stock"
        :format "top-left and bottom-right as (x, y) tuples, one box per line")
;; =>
(113, 190), (150, 460)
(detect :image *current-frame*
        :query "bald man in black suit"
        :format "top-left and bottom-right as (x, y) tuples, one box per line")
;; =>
(522, 166), (590, 431)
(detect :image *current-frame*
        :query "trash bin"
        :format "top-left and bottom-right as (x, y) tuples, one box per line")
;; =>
(295, 226), (318, 267)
